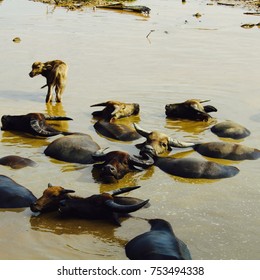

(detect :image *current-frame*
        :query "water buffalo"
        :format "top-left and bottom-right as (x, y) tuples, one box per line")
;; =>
(94, 120), (141, 141)
(125, 219), (192, 260)
(0, 175), (36, 208)
(210, 121), (251, 139)
(91, 100), (140, 121)
(31, 184), (149, 225)
(134, 123), (195, 155)
(0, 155), (36, 169)
(193, 142), (260, 161)
(1, 113), (72, 137)
(29, 60), (68, 103)
(44, 133), (100, 163)
(153, 155), (239, 179)
(165, 99), (217, 121)
(92, 149), (154, 183)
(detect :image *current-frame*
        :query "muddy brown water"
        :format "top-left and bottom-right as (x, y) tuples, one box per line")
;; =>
(0, 0), (259, 260)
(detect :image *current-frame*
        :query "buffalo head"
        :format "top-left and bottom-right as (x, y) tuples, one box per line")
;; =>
(30, 183), (75, 213)
(91, 100), (140, 121)
(165, 99), (217, 121)
(1, 113), (72, 137)
(92, 149), (154, 183)
(134, 123), (195, 156)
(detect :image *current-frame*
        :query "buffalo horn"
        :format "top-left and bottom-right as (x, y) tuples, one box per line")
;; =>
(133, 123), (150, 138)
(90, 102), (108, 107)
(105, 199), (149, 213)
(61, 189), (76, 195)
(109, 186), (141, 196)
(92, 148), (109, 161)
(30, 118), (59, 136)
(197, 99), (210, 103)
(129, 154), (154, 168)
(168, 137), (195, 148)
(44, 115), (73, 121)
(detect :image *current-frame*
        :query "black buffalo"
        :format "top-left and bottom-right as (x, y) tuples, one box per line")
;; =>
(31, 184), (149, 225)
(193, 142), (260, 161)
(153, 155), (239, 179)
(92, 149), (154, 183)
(125, 219), (192, 260)
(94, 120), (141, 141)
(0, 175), (36, 208)
(44, 133), (100, 164)
(165, 99), (217, 121)
(1, 113), (72, 137)
(211, 121), (251, 139)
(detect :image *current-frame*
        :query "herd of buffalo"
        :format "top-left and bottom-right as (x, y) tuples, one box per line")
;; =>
(0, 59), (259, 260)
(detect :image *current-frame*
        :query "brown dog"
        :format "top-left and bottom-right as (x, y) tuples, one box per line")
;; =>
(29, 60), (68, 103)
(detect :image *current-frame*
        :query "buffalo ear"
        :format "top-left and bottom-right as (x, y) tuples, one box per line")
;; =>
(135, 142), (145, 149)
(204, 105), (217, 113)
(44, 63), (53, 71)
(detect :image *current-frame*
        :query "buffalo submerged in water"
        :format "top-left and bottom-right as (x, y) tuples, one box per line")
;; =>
(91, 149), (154, 183)
(0, 175), (36, 208)
(91, 100), (140, 121)
(125, 218), (192, 260)
(165, 99), (217, 121)
(44, 133), (100, 164)
(30, 184), (149, 225)
(193, 142), (260, 161)
(1, 112), (72, 137)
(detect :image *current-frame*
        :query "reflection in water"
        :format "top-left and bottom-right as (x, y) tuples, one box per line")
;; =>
(165, 118), (217, 136)
(30, 212), (127, 246)
(1, 130), (50, 148)
(45, 103), (71, 133)
(250, 112), (260, 123)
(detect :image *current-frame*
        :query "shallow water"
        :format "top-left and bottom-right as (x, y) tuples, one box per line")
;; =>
(0, 0), (259, 260)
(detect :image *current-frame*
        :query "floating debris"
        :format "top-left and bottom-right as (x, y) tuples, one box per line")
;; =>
(241, 23), (255, 29)
(244, 12), (260, 16)
(12, 37), (21, 43)
(96, 3), (151, 15)
(217, 2), (235, 6)
(193, 12), (202, 18)
(146, 29), (155, 38)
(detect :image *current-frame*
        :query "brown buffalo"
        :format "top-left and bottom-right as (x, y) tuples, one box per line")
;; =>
(92, 149), (154, 183)
(91, 100), (140, 121)
(29, 60), (68, 103)
(134, 123), (195, 156)
(30, 184), (149, 225)
(165, 99), (217, 121)
(1, 113), (72, 137)
(0, 155), (36, 169)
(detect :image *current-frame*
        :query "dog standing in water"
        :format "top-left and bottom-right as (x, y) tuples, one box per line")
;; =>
(29, 60), (68, 103)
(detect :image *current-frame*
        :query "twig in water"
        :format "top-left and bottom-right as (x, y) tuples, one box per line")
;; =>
(146, 30), (155, 39)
